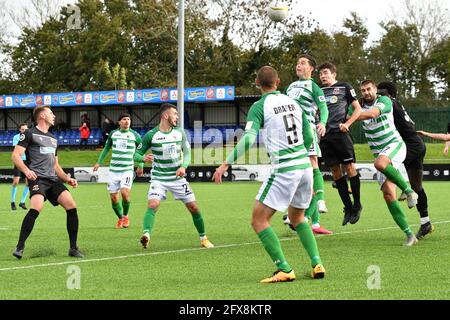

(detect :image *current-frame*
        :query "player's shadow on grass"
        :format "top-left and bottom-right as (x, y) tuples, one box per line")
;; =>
(29, 248), (58, 259)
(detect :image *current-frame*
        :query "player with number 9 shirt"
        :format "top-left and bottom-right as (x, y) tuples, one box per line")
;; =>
(214, 66), (325, 283)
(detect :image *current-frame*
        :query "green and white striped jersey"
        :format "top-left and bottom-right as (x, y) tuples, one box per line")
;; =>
(97, 129), (143, 173)
(360, 96), (404, 155)
(240, 91), (312, 173)
(286, 79), (328, 125)
(135, 126), (191, 182)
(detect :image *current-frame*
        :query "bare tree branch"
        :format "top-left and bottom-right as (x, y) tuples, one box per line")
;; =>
(402, 0), (450, 57)
(5, 0), (67, 32)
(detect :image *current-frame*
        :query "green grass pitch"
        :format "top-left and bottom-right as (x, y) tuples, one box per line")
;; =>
(0, 181), (449, 300)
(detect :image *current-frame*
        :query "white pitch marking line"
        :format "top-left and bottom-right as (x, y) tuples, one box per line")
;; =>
(1, 220), (449, 272)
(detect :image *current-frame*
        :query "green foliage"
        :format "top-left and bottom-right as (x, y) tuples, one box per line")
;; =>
(0, 0), (448, 106)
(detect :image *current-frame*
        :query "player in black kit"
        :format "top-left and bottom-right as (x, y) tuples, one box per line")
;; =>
(318, 62), (363, 226)
(377, 81), (433, 239)
(11, 106), (83, 259)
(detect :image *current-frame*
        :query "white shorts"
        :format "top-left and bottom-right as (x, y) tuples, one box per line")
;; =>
(308, 123), (322, 157)
(256, 168), (313, 212)
(107, 171), (134, 193)
(375, 141), (407, 186)
(148, 178), (196, 204)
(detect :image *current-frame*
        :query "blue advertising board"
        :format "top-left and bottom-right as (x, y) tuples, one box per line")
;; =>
(0, 86), (235, 108)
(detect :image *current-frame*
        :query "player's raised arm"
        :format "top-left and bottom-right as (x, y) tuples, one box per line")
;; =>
(134, 130), (154, 163)
(417, 130), (450, 142)
(213, 103), (262, 184)
(54, 156), (77, 188)
(181, 129), (191, 169)
(313, 83), (328, 137)
(359, 94), (392, 121)
(94, 132), (113, 171)
(343, 99), (362, 131)
(302, 111), (313, 150)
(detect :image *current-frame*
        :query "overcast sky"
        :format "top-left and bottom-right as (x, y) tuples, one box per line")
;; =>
(293, 0), (450, 43)
(3, 0), (450, 43)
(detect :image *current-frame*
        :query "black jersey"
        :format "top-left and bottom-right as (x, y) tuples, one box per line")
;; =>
(17, 126), (59, 181)
(321, 82), (357, 134)
(392, 99), (422, 145)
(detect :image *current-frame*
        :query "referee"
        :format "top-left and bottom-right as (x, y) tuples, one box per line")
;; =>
(318, 62), (363, 226)
(377, 81), (433, 239)
(11, 106), (83, 259)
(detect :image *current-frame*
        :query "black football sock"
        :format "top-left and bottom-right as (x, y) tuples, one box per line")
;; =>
(349, 175), (361, 208)
(336, 176), (353, 210)
(17, 209), (39, 249)
(66, 208), (79, 249)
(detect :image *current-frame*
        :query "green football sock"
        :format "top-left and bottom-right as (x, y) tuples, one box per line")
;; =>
(143, 208), (156, 234)
(191, 212), (206, 237)
(122, 200), (130, 216)
(257, 227), (292, 272)
(313, 168), (325, 201)
(311, 207), (320, 226)
(387, 201), (413, 236)
(296, 222), (322, 267)
(112, 201), (123, 219)
(305, 195), (317, 219)
(382, 164), (412, 193)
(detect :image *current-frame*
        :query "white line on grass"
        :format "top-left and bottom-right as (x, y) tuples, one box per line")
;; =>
(1, 220), (449, 272)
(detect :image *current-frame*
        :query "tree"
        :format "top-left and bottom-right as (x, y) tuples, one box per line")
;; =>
(428, 38), (450, 100)
(369, 22), (422, 100)
(5, 0), (67, 32)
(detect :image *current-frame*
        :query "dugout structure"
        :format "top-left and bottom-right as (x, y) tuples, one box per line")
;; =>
(1, 88), (449, 146)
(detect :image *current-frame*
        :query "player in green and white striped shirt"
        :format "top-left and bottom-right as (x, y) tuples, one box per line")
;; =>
(94, 113), (143, 229)
(286, 54), (329, 226)
(357, 80), (418, 246)
(214, 66), (325, 283)
(134, 103), (214, 250)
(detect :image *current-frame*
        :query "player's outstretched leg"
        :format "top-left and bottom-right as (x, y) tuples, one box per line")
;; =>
(378, 162), (418, 208)
(112, 200), (124, 229)
(122, 199), (131, 228)
(185, 201), (214, 248)
(288, 206), (325, 279)
(66, 208), (83, 258)
(13, 208), (40, 259)
(19, 186), (29, 210)
(258, 227), (295, 283)
(141, 208), (156, 249)
(383, 182), (417, 246)
(295, 221), (326, 278)
(313, 169), (327, 213)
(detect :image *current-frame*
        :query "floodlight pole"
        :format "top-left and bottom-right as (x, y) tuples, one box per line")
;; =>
(177, 0), (184, 129)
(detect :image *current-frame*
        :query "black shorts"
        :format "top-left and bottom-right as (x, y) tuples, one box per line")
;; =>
(28, 178), (68, 206)
(13, 166), (26, 179)
(404, 141), (426, 171)
(320, 132), (356, 167)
